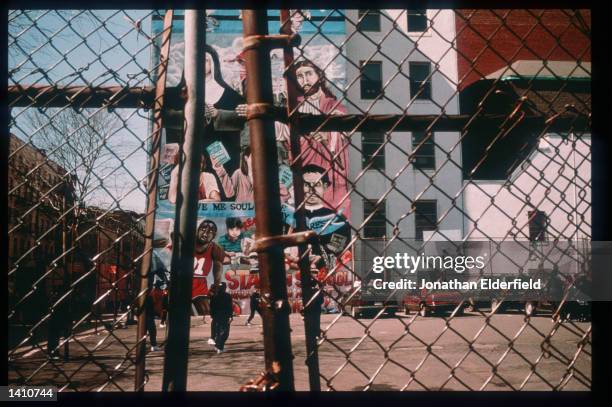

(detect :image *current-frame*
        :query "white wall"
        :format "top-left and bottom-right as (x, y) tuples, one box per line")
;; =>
(463, 133), (592, 241)
(343, 9), (459, 115)
(344, 10), (463, 241)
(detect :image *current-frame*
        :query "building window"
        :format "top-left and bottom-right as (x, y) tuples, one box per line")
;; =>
(357, 9), (381, 32)
(528, 210), (548, 242)
(363, 199), (386, 238)
(407, 9), (428, 32)
(362, 132), (386, 170)
(360, 61), (383, 99)
(409, 62), (432, 100)
(412, 131), (436, 170)
(414, 200), (437, 240)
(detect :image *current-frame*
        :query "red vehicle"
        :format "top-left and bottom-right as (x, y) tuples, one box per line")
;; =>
(403, 289), (465, 317)
(403, 271), (466, 317)
(343, 280), (400, 318)
(489, 269), (590, 318)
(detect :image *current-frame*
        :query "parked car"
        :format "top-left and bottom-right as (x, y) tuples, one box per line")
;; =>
(488, 273), (543, 315)
(403, 270), (467, 317)
(343, 280), (400, 318)
(404, 289), (465, 317)
(488, 268), (588, 317)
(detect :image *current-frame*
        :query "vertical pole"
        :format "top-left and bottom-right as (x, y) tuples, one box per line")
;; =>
(279, 10), (321, 391)
(95, 225), (100, 335)
(127, 235), (136, 325)
(62, 182), (70, 360)
(242, 9), (295, 391)
(114, 229), (120, 324)
(134, 9), (174, 392)
(161, 9), (205, 392)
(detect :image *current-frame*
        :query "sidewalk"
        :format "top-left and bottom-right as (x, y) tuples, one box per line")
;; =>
(9, 313), (137, 359)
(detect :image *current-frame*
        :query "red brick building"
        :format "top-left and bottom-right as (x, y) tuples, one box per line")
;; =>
(454, 9), (591, 187)
(8, 134), (145, 327)
(455, 9), (591, 90)
(8, 134), (75, 325)
(78, 206), (145, 313)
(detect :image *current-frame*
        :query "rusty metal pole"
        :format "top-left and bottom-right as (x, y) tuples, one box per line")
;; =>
(279, 10), (321, 391)
(134, 9), (173, 391)
(7, 85), (184, 109)
(161, 9), (205, 392)
(242, 10), (295, 391)
(61, 182), (70, 361)
(114, 232), (120, 324)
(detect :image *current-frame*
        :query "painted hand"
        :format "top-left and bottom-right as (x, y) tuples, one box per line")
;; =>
(235, 104), (248, 117)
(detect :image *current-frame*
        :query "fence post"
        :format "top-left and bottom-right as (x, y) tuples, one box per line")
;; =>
(279, 9), (321, 391)
(61, 182), (71, 361)
(134, 9), (174, 391)
(161, 9), (205, 392)
(242, 9), (295, 391)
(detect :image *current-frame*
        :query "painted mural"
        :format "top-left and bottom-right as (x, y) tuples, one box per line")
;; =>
(150, 10), (352, 314)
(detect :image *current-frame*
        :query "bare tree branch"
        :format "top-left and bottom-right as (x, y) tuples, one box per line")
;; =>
(21, 107), (130, 212)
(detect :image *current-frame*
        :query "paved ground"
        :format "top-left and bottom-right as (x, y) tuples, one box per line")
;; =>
(9, 311), (591, 391)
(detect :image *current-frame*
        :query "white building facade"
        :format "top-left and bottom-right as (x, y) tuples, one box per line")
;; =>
(463, 133), (591, 242)
(343, 10), (464, 248)
(340, 10), (590, 279)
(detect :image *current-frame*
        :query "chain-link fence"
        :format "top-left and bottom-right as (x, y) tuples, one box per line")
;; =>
(8, 9), (173, 391)
(7, 9), (591, 392)
(274, 8), (591, 391)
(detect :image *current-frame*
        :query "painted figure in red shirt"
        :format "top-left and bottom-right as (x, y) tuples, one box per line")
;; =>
(191, 219), (224, 327)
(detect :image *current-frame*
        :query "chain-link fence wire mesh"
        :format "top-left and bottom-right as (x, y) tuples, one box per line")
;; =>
(7, 8), (592, 392)
(277, 9), (591, 390)
(8, 9), (170, 391)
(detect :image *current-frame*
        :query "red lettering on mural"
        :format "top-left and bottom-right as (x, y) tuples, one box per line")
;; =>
(245, 273), (259, 290)
(316, 267), (328, 283)
(339, 250), (352, 266)
(226, 272), (239, 290)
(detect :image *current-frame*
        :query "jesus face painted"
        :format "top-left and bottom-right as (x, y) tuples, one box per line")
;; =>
(296, 65), (321, 97)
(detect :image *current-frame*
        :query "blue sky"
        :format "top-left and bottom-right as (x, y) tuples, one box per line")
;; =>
(9, 10), (157, 213)
(8, 9), (347, 213)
